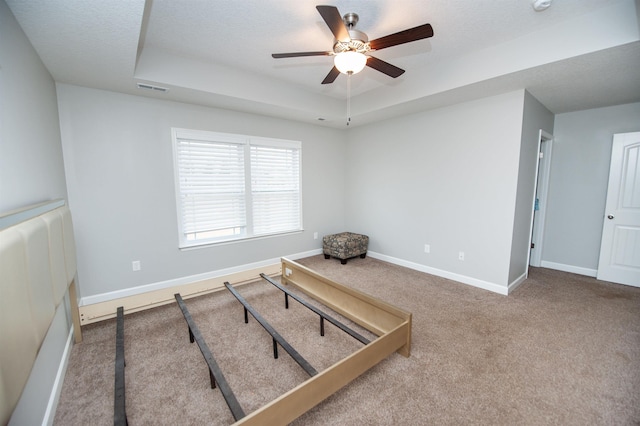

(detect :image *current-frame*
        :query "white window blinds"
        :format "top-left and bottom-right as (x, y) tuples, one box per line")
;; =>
(173, 129), (302, 248)
(251, 142), (301, 236)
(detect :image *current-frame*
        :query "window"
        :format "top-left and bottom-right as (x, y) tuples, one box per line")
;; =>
(172, 128), (302, 248)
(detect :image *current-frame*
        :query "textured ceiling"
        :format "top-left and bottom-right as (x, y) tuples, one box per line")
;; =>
(6, 0), (640, 128)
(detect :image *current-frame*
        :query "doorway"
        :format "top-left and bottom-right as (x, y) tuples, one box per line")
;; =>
(529, 130), (553, 268)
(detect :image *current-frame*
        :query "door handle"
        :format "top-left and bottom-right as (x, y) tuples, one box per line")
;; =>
(607, 214), (615, 220)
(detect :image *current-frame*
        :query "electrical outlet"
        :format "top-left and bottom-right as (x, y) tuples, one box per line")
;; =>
(458, 252), (465, 261)
(132, 260), (141, 271)
(424, 244), (430, 253)
(314, 232), (318, 240)
(285, 268), (292, 277)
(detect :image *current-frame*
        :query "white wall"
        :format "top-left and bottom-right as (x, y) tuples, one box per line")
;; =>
(344, 91), (527, 291)
(0, 2), (72, 424)
(56, 84), (346, 299)
(0, 0), (67, 212)
(543, 102), (640, 275)
(508, 91), (554, 285)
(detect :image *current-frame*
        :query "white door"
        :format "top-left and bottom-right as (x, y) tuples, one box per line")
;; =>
(597, 132), (640, 287)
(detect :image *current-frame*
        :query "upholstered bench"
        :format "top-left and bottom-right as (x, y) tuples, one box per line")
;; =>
(323, 232), (369, 264)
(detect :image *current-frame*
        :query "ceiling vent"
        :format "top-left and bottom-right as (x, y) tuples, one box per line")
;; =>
(136, 83), (169, 93)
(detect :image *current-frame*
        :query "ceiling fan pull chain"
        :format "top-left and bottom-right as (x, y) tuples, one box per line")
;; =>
(347, 71), (352, 126)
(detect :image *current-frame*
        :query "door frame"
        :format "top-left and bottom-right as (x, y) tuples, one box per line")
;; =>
(528, 130), (553, 268)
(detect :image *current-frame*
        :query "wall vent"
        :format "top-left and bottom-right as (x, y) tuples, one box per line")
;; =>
(136, 83), (169, 93)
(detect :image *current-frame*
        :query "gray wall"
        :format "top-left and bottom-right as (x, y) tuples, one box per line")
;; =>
(0, 2), (71, 425)
(0, 0), (67, 212)
(344, 91), (527, 291)
(56, 84), (347, 299)
(543, 102), (640, 274)
(508, 91), (555, 284)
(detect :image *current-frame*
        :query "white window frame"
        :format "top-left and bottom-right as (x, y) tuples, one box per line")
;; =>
(172, 128), (303, 249)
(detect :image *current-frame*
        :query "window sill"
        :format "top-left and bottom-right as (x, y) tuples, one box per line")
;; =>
(178, 229), (304, 251)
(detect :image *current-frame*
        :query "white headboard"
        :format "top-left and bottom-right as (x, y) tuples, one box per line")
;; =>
(0, 200), (79, 425)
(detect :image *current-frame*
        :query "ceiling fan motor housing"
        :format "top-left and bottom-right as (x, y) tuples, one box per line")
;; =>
(334, 29), (369, 53)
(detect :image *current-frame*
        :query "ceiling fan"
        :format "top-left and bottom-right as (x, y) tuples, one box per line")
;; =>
(272, 5), (434, 84)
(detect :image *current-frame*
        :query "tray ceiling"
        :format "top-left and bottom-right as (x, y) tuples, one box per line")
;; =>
(7, 0), (640, 128)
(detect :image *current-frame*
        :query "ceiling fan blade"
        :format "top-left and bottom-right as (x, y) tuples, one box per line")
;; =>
(316, 5), (350, 42)
(321, 66), (341, 84)
(369, 23), (434, 51)
(366, 56), (405, 78)
(272, 51), (332, 58)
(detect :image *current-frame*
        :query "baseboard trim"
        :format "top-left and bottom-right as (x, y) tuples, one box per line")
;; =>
(75, 252), (602, 329)
(79, 246), (525, 324)
(508, 272), (528, 294)
(367, 251), (508, 295)
(78, 249), (322, 325)
(540, 261), (597, 277)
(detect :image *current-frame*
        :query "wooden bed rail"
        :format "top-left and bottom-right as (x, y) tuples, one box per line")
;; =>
(78, 264), (282, 326)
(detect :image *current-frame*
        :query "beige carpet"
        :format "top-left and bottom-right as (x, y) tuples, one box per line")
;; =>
(54, 255), (640, 425)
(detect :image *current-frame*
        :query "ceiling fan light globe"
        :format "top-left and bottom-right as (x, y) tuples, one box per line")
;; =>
(334, 51), (367, 75)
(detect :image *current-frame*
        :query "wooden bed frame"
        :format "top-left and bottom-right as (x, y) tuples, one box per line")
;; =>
(231, 257), (412, 425)
(111, 257), (411, 425)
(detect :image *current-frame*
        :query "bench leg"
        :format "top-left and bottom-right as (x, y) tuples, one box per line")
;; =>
(360, 253), (367, 259)
(324, 254), (330, 259)
(341, 259), (347, 265)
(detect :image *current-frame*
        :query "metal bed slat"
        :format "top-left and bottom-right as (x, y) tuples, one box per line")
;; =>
(223, 282), (318, 377)
(114, 306), (127, 426)
(174, 294), (246, 422)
